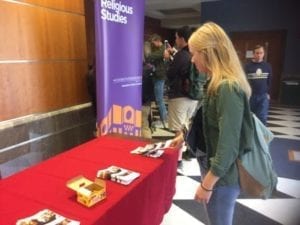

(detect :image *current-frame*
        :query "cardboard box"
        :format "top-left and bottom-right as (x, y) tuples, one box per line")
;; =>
(67, 175), (106, 207)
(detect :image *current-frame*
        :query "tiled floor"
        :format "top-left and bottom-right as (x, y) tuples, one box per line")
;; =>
(151, 105), (300, 225)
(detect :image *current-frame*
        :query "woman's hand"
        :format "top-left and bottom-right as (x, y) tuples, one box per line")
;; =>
(194, 171), (219, 204)
(163, 49), (171, 59)
(170, 132), (184, 148)
(194, 183), (213, 204)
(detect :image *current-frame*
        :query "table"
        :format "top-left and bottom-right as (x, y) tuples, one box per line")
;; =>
(0, 135), (178, 225)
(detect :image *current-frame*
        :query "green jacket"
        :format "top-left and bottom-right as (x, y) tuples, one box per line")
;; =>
(147, 46), (167, 80)
(202, 80), (254, 187)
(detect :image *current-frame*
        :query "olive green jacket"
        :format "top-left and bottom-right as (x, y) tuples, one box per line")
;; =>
(202, 81), (254, 186)
(147, 46), (167, 80)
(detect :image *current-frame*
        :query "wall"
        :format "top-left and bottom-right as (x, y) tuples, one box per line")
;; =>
(144, 17), (175, 44)
(84, 0), (95, 66)
(0, 104), (95, 178)
(0, 0), (89, 121)
(201, 0), (300, 77)
(0, 0), (95, 178)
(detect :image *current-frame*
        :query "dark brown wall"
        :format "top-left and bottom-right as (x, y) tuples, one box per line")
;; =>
(84, 0), (95, 66)
(144, 17), (175, 45)
(0, 0), (89, 121)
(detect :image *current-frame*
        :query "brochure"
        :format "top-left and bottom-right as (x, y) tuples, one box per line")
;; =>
(97, 166), (140, 185)
(130, 140), (173, 158)
(16, 209), (80, 225)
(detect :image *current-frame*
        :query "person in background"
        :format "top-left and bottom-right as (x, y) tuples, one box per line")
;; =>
(148, 34), (170, 128)
(244, 45), (272, 124)
(86, 63), (97, 116)
(141, 41), (155, 138)
(166, 26), (199, 170)
(171, 22), (253, 225)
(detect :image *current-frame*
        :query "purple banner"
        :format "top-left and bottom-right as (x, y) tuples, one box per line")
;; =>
(94, 0), (145, 136)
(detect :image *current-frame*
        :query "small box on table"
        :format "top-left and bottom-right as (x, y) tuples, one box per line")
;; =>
(67, 175), (106, 207)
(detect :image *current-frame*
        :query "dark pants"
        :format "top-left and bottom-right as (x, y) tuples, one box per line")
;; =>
(250, 94), (269, 125)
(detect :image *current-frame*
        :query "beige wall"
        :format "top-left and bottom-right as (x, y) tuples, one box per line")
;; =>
(0, 0), (88, 121)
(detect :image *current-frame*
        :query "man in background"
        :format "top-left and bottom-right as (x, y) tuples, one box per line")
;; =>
(166, 26), (199, 170)
(245, 45), (272, 124)
(86, 64), (97, 116)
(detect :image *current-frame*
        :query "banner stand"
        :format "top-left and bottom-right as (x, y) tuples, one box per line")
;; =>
(94, 0), (145, 137)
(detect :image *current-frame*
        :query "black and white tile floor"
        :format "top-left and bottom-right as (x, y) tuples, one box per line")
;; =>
(151, 105), (300, 225)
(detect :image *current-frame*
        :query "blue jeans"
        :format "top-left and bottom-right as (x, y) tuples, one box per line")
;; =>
(205, 185), (240, 225)
(250, 94), (269, 125)
(153, 79), (167, 121)
(197, 157), (240, 225)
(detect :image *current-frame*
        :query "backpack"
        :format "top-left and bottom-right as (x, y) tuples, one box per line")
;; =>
(237, 113), (278, 199)
(185, 106), (206, 157)
(182, 64), (206, 100)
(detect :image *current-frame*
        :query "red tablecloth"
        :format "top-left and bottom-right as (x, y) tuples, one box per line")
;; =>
(0, 135), (178, 225)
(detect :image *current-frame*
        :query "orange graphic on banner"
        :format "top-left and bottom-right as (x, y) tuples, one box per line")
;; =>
(98, 104), (141, 136)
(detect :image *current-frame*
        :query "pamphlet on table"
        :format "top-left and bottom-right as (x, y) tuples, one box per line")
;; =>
(97, 166), (140, 185)
(130, 139), (173, 158)
(16, 209), (80, 225)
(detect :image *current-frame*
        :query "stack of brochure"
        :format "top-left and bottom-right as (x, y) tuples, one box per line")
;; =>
(97, 166), (140, 185)
(16, 209), (80, 225)
(130, 140), (172, 158)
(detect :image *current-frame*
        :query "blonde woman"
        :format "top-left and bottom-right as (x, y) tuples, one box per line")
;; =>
(171, 22), (253, 225)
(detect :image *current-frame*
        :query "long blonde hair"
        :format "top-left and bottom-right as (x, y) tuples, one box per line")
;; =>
(143, 41), (152, 61)
(188, 22), (251, 98)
